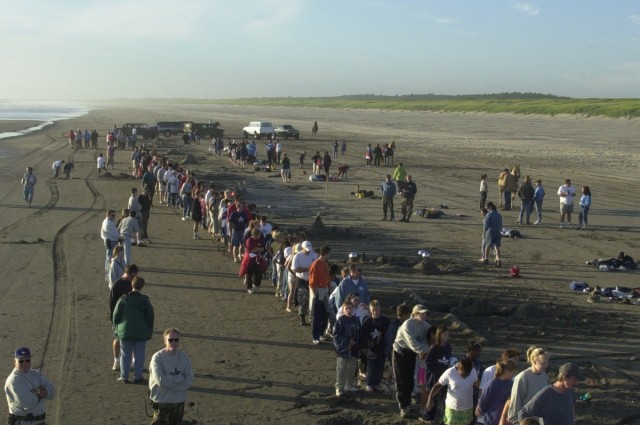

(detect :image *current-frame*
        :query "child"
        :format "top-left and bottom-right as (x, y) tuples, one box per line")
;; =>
(359, 300), (390, 392)
(299, 151), (306, 169)
(427, 357), (479, 425)
(333, 301), (360, 397)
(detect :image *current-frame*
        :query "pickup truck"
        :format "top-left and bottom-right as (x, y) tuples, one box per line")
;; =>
(274, 124), (299, 140)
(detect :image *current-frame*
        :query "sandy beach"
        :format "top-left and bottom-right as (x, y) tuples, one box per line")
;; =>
(0, 101), (639, 425)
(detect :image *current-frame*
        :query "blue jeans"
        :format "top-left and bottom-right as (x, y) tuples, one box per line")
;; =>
(534, 198), (543, 222)
(182, 194), (192, 218)
(579, 206), (590, 227)
(120, 340), (146, 381)
(504, 191), (512, 209)
(518, 199), (533, 223)
(366, 355), (386, 387)
(23, 186), (34, 205)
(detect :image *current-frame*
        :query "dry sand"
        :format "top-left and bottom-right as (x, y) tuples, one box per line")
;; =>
(0, 102), (639, 425)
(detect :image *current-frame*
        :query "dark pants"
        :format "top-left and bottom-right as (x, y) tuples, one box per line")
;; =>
(480, 191), (487, 210)
(383, 196), (394, 219)
(140, 211), (150, 240)
(401, 196), (414, 220)
(504, 191), (512, 210)
(392, 348), (417, 409)
(311, 297), (328, 340)
(151, 402), (185, 425)
(245, 258), (263, 289)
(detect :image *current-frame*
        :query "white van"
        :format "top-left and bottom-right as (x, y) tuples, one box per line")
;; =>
(242, 121), (274, 139)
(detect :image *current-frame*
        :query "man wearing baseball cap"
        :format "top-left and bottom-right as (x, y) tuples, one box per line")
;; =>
(5, 347), (55, 425)
(518, 362), (584, 425)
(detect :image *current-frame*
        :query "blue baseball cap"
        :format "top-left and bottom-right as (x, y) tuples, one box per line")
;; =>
(14, 347), (31, 359)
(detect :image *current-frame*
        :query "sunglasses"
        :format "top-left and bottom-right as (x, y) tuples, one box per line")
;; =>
(167, 338), (180, 343)
(18, 359), (31, 364)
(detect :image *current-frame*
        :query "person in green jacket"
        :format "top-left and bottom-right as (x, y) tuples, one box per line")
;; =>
(113, 276), (154, 383)
(392, 162), (407, 192)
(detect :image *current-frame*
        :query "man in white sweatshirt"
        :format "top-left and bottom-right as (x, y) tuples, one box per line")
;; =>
(149, 328), (194, 425)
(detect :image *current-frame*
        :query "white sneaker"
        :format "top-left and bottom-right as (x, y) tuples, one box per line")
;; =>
(365, 385), (374, 392)
(112, 361), (120, 371)
(534, 220), (540, 224)
(247, 289), (254, 294)
(400, 408), (408, 418)
(336, 388), (344, 397)
(344, 384), (359, 392)
(182, 217), (187, 221)
(193, 234), (199, 240)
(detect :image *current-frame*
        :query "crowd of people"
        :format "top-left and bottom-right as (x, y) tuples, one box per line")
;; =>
(11, 127), (590, 425)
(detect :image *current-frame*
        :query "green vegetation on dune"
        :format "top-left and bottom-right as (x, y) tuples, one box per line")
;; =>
(173, 94), (640, 119)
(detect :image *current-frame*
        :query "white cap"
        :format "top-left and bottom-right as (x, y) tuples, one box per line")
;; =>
(301, 241), (312, 251)
(349, 252), (358, 258)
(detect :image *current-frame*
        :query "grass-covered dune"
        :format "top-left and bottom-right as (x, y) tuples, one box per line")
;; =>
(141, 93), (640, 119)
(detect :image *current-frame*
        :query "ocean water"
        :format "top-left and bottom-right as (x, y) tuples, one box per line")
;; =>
(0, 100), (89, 140)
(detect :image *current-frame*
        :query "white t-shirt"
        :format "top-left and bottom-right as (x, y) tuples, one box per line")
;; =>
(291, 251), (318, 280)
(557, 184), (576, 205)
(97, 156), (106, 169)
(479, 365), (496, 390)
(438, 366), (477, 410)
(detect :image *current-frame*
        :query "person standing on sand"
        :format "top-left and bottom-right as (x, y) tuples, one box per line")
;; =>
(516, 176), (535, 225)
(533, 179), (545, 224)
(281, 153), (291, 183)
(291, 240), (318, 326)
(400, 175), (417, 222)
(557, 178), (577, 229)
(109, 264), (138, 371)
(5, 346), (55, 425)
(333, 300), (360, 397)
(97, 153), (106, 176)
(118, 210), (140, 265)
(101, 209), (122, 280)
(479, 174), (488, 211)
(381, 174), (397, 221)
(312, 120), (318, 136)
(323, 151), (332, 175)
(392, 162), (407, 192)
(333, 140), (339, 158)
(21, 167), (37, 208)
(578, 186), (592, 230)
(308, 245), (332, 344)
(341, 139), (347, 156)
(113, 276), (154, 384)
(149, 328), (194, 425)
(482, 202), (502, 267)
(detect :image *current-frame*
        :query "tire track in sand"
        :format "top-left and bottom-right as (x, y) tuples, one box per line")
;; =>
(40, 169), (105, 425)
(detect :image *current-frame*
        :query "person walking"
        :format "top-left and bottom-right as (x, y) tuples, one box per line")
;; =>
(400, 175), (417, 222)
(483, 202), (502, 267)
(112, 276), (154, 383)
(578, 186), (592, 229)
(557, 178), (577, 228)
(533, 179), (545, 224)
(148, 328), (194, 425)
(381, 174), (397, 221)
(5, 347), (55, 425)
(516, 175), (535, 225)
(21, 167), (37, 208)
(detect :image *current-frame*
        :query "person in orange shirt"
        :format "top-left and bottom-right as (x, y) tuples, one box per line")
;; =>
(308, 245), (332, 345)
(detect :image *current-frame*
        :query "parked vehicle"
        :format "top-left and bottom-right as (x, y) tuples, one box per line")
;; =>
(156, 121), (188, 138)
(242, 121), (274, 139)
(183, 122), (224, 139)
(274, 124), (299, 140)
(120, 123), (157, 140)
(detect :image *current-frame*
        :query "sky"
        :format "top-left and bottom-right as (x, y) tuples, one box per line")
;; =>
(1, 0), (640, 100)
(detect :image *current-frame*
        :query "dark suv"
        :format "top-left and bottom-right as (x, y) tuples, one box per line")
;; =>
(274, 124), (299, 140)
(120, 123), (157, 140)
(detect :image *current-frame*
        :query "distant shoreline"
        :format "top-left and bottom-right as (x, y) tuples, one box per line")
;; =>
(0, 120), (45, 133)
